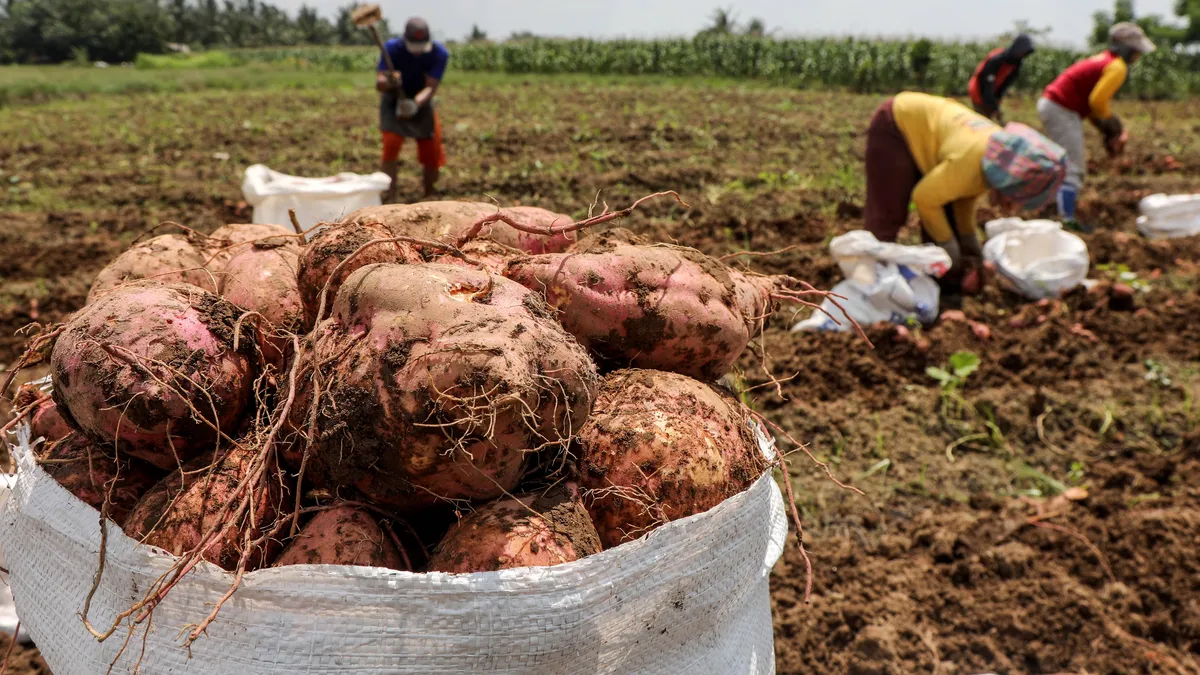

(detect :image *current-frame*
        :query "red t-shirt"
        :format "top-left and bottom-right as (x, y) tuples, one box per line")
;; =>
(969, 48), (1018, 107)
(1043, 51), (1121, 118)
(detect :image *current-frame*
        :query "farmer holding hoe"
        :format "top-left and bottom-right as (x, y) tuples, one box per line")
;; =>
(376, 17), (449, 202)
(1038, 22), (1156, 231)
(863, 92), (1067, 294)
(968, 34), (1036, 123)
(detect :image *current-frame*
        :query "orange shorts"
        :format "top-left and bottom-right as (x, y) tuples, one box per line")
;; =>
(381, 114), (445, 168)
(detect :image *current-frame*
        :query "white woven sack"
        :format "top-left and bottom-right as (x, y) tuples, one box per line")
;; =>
(0, 424), (786, 674)
(1137, 193), (1200, 240)
(983, 218), (1089, 300)
(241, 164), (390, 240)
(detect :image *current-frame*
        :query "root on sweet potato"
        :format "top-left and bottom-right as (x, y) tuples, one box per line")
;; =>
(428, 484), (601, 573)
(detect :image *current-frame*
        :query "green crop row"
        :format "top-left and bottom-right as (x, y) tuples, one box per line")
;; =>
(145, 37), (1200, 99)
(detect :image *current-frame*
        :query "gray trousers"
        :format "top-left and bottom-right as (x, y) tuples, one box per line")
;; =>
(1037, 97), (1086, 189)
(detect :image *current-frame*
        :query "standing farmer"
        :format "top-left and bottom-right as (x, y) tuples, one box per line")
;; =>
(376, 18), (449, 201)
(864, 92), (1066, 294)
(968, 34), (1035, 123)
(1037, 22), (1156, 230)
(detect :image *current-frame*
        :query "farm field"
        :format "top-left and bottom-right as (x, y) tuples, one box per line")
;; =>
(1, 69), (1200, 673)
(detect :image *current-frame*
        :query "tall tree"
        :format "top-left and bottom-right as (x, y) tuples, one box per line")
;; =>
(697, 7), (738, 37)
(1175, 0), (1200, 41)
(1091, 0), (1187, 47)
(296, 4), (333, 44)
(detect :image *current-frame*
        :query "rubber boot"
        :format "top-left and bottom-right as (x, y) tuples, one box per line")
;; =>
(381, 160), (399, 204)
(423, 165), (440, 198)
(1058, 185), (1091, 233)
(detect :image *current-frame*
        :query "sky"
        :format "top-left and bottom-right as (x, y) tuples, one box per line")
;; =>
(271, 0), (1181, 47)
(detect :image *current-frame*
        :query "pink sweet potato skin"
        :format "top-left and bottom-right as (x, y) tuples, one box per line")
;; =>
(288, 263), (599, 510)
(504, 231), (775, 380)
(87, 233), (215, 303)
(576, 369), (768, 549)
(50, 282), (256, 470)
(123, 444), (285, 571)
(38, 434), (163, 526)
(274, 504), (408, 569)
(488, 205), (576, 254)
(206, 223), (295, 270)
(14, 383), (72, 443)
(427, 486), (601, 573)
(30, 398), (72, 443)
(343, 201), (576, 255)
(296, 220), (422, 329)
(431, 239), (523, 275)
(219, 242), (304, 370)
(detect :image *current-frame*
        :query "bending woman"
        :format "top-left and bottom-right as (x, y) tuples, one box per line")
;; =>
(864, 91), (1067, 292)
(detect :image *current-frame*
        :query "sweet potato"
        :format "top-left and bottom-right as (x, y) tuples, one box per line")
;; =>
(123, 444), (285, 571)
(296, 220), (422, 328)
(38, 434), (163, 526)
(13, 382), (72, 443)
(219, 241), (304, 370)
(483, 205), (576, 254)
(431, 238), (523, 274)
(428, 485), (601, 573)
(504, 231), (779, 380)
(87, 233), (214, 303)
(274, 504), (408, 570)
(289, 263), (598, 510)
(576, 369), (769, 548)
(50, 282), (257, 470)
(205, 223), (295, 270)
(343, 201), (576, 255)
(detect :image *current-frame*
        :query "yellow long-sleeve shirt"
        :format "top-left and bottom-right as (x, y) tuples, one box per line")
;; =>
(1089, 57), (1127, 121)
(893, 92), (999, 244)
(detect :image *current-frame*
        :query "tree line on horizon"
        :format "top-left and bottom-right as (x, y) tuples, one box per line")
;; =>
(0, 0), (1197, 65)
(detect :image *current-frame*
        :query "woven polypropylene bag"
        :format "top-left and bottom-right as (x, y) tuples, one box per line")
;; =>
(0, 425), (786, 674)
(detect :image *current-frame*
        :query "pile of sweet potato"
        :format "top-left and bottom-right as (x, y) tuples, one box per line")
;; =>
(21, 198), (784, 580)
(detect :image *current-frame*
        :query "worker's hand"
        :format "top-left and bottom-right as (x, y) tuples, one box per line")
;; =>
(960, 257), (986, 296)
(375, 72), (400, 93)
(1106, 129), (1129, 157)
(396, 98), (419, 119)
(938, 237), (963, 270)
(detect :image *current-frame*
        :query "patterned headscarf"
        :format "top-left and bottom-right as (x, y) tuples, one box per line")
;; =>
(982, 123), (1067, 210)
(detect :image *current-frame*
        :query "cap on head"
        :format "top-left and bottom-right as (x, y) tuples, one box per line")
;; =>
(982, 123), (1068, 211)
(1110, 22), (1156, 55)
(405, 17), (433, 52)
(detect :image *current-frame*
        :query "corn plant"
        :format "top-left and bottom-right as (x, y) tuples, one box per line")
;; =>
(203, 37), (1200, 99)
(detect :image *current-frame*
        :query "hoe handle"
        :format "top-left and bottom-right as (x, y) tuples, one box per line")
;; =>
(368, 25), (398, 81)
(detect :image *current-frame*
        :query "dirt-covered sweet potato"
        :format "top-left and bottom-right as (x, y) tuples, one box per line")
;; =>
(30, 398), (71, 443)
(504, 231), (780, 380)
(50, 282), (257, 470)
(205, 223), (295, 270)
(343, 201), (576, 255)
(219, 242), (304, 370)
(38, 434), (163, 525)
(428, 485), (601, 573)
(288, 263), (598, 510)
(296, 220), (422, 328)
(274, 504), (408, 570)
(486, 205), (576, 254)
(87, 233), (215, 302)
(123, 444), (285, 571)
(13, 382), (72, 442)
(431, 238), (523, 274)
(576, 369), (769, 548)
